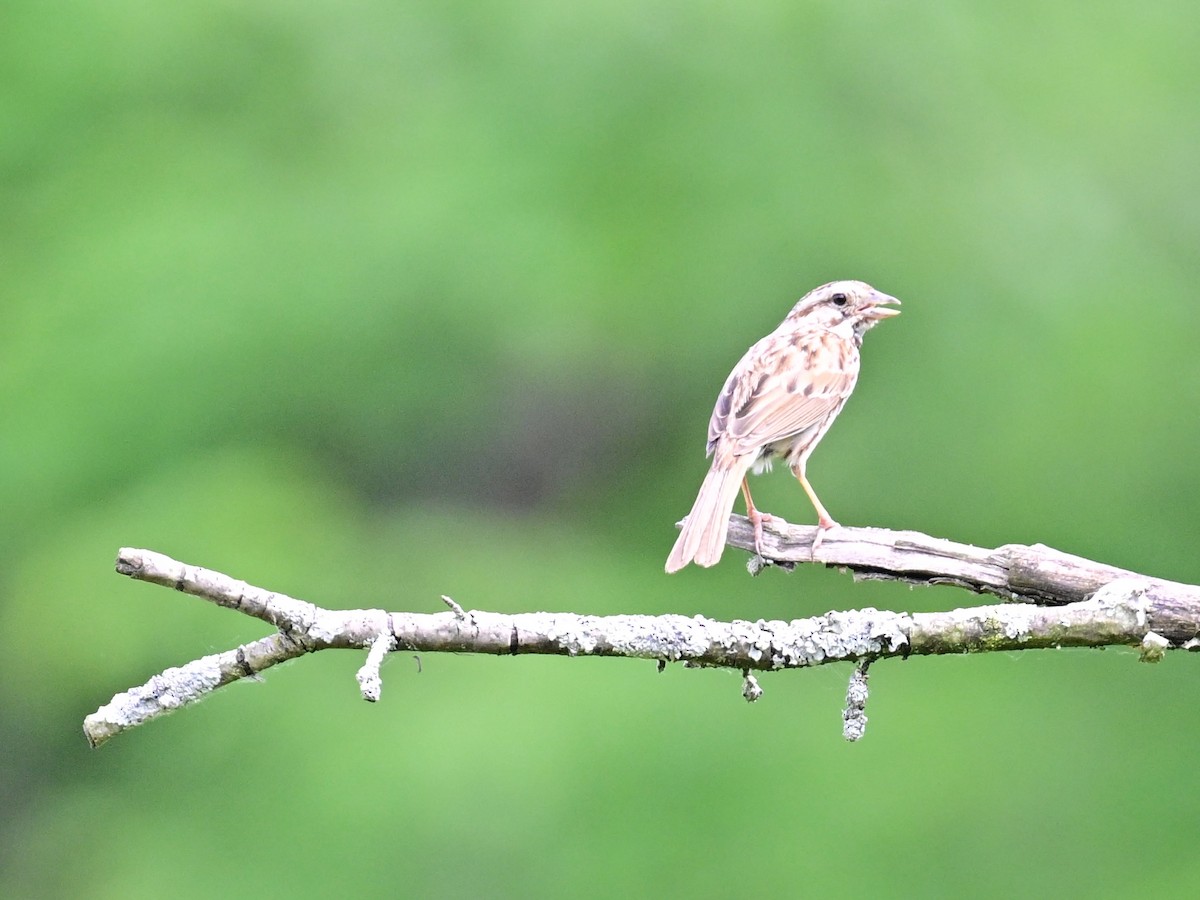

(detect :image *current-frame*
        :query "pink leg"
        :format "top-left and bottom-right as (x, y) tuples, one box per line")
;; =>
(791, 458), (837, 555)
(791, 458), (837, 530)
(740, 477), (782, 557)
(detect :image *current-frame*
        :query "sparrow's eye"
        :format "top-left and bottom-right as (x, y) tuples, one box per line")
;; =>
(830, 293), (848, 307)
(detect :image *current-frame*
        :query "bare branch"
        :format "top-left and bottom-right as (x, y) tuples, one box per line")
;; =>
(84, 528), (1200, 748)
(726, 517), (1199, 607)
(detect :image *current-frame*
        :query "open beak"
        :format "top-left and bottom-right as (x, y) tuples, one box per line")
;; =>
(866, 292), (901, 319)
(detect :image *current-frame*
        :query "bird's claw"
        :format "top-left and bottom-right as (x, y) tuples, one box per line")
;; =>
(810, 519), (838, 559)
(748, 510), (785, 559)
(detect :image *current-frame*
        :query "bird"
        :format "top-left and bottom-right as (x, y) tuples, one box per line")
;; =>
(665, 280), (900, 573)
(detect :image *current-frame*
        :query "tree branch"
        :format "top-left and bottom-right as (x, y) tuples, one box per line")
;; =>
(727, 518), (1198, 606)
(84, 522), (1200, 748)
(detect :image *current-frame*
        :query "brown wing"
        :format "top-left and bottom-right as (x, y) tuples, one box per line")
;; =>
(708, 328), (858, 459)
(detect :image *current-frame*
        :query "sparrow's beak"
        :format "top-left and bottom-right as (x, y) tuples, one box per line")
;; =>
(866, 292), (902, 319)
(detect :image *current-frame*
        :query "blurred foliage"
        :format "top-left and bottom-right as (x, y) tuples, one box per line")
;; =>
(2, 1), (1199, 896)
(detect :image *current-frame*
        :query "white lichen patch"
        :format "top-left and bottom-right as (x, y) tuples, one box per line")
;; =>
(764, 608), (909, 669)
(1138, 631), (1170, 663)
(544, 614), (714, 661)
(544, 614), (601, 655)
(83, 654), (225, 747)
(301, 606), (350, 645)
(742, 673), (763, 702)
(1090, 579), (1150, 627)
(842, 663), (871, 742)
(1003, 618), (1031, 641)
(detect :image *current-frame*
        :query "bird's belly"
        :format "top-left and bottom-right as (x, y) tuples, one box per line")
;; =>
(751, 422), (824, 473)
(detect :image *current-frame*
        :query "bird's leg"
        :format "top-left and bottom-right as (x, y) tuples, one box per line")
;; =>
(740, 477), (782, 558)
(791, 459), (838, 553)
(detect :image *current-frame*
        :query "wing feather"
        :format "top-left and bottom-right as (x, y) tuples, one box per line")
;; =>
(708, 329), (858, 459)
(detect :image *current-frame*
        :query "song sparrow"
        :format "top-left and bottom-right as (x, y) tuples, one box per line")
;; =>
(665, 280), (900, 573)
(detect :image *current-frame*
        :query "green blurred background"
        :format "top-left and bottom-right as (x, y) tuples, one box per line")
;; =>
(3, 1), (1199, 896)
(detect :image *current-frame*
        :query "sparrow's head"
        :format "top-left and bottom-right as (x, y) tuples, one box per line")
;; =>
(786, 280), (901, 335)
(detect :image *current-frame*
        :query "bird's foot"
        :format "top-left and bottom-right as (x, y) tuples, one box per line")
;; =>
(811, 517), (839, 558)
(747, 509), (785, 560)
(744, 508), (782, 564)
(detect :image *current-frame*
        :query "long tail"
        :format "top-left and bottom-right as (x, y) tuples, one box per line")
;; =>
(665, 462), (747, 573)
